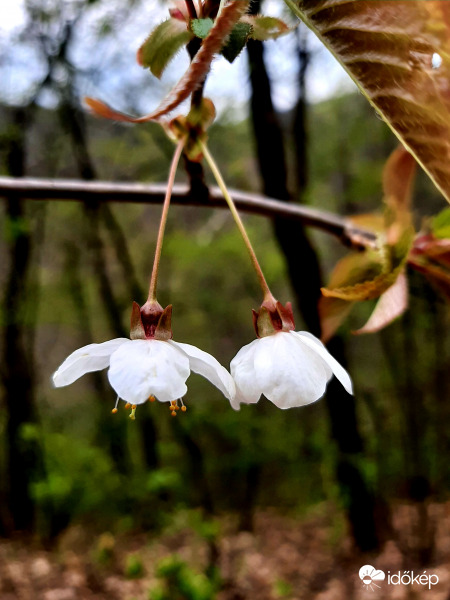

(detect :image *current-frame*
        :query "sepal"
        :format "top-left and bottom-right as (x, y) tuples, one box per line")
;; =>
(130, 301), (146, 340)
(129, 301), (173, 341)
(252, 297), (295, 338)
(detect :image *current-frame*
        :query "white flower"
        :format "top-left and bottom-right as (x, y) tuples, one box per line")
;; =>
(230, 330), (353, 410)
(53, 337), (236, 408)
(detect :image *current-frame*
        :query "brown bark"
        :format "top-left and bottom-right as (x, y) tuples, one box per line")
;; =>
(1, 108), (45, 533)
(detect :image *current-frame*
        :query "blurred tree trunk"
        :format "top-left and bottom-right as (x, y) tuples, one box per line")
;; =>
(246, 8), (380, 551)
(1, 108), (45, 533)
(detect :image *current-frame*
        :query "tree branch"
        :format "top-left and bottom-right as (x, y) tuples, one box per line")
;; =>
(0, 176), (376, 248)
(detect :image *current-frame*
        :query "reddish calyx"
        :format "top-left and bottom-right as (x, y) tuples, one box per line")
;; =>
(252, 297), (295, 338)
(130, 300), (173, 341)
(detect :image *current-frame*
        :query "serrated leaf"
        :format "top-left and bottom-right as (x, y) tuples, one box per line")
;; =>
(241, 15), (291, 41)
(325, 250), (385, 290)
(190, 18), (214, 39)
(322, 263), (403, 301)
(353, 271), (408, 335)
(431, 207), (450, 239)
(286, 0), (450, 203)
(221, 22), (252, 63)
(137, 18), (193, 79)
(87, 1), (250, 123)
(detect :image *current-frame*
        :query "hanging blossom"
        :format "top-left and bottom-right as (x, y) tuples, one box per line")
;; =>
(198, 142), (353, 412)
(53, 301), (235, 418)
(230, 298), (353, 410)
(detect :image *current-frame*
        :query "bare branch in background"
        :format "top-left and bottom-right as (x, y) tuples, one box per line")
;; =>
(0, 176), (376, 249)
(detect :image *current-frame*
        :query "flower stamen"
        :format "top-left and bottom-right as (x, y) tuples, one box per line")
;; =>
(169, 398), (187, 416)
(124, 402), (132, 410)
(148, 395), (156, 402)
(111, 396), (120, 414)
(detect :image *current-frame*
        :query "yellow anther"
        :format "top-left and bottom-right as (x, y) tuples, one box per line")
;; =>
(149, 395), (156, 402)
(124, 402), (131, 410)
(181, 406), (187, 412)
(111, 408), (118, 414)
(171, 410), (177, 417)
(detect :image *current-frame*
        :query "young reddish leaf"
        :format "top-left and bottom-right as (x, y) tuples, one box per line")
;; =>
(241, 15), (291, 41)
(84, 98), (139, 122)
(137, 19), (193, 79)
(169, 8), (187, 21)
(383, 146), (416, 213)
(85, 1), (249, 124)
(319, 296), (354, 343)
(84, 97), (155, 123)
(353, 271), (408, 335)
(190, 18), (214, 39)
(148, 0), (250, 119)
(169, 1), (189, 21)
(286, 0), (450, 203)
(322, 146), (415, 330)
(221, 21), (253, 63)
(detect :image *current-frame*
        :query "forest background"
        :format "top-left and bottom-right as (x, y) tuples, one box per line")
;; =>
(0, 1), (449, 599)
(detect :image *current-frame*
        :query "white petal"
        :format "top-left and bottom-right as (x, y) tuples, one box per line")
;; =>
(230, 339), (266, 410)
(170, 341), (236, 401)
(253, 333), (332, 408)
(293, 331), (353, 395)
(108, 339), (190, 404)
(52, 338), (129, 387)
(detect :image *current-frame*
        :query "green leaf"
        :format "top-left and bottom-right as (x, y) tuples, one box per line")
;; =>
(137, 19), (193, 79)
(221, 22), (253, 63)
(190, 18), (214, 39)
(285, 0), (450, 203)
(432, 207), (450, 239)
(242, 15), (291, 41)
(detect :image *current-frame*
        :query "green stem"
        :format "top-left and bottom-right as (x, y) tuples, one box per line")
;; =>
(200, 141), (273, 301)
(148, 141), (185, 302)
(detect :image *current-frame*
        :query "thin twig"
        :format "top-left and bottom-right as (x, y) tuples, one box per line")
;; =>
(0, 176), (376, 248)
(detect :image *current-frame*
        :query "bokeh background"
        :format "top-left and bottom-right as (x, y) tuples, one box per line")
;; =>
(0, 1), (449, 599)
